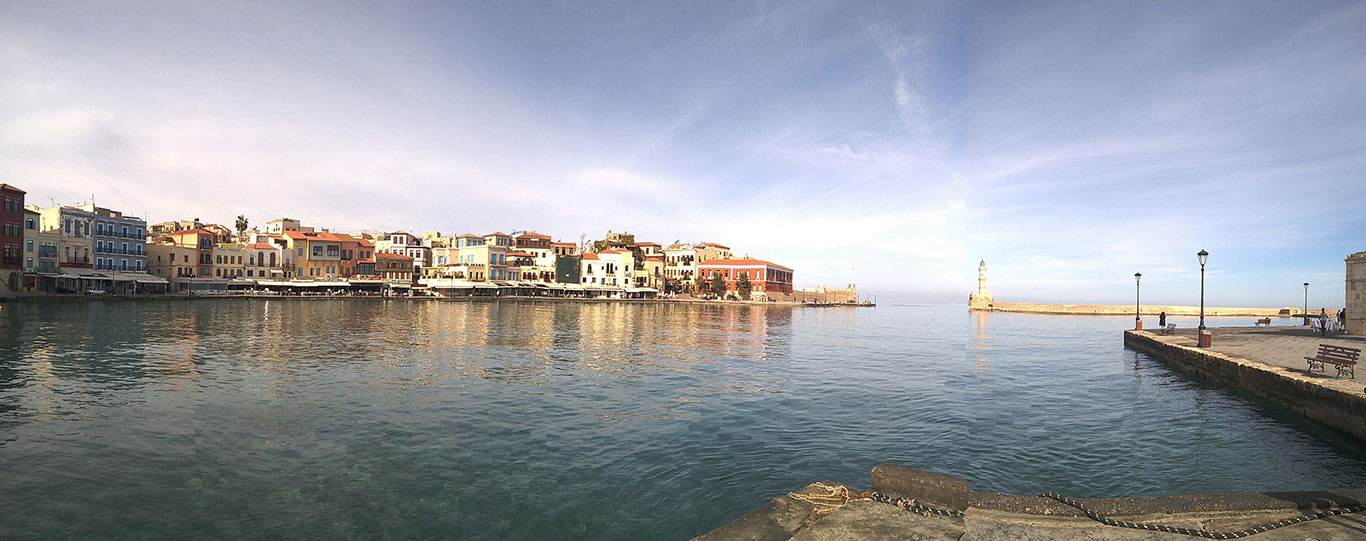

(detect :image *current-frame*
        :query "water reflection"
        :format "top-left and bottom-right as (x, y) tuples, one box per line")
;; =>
(5, 302), (1366, 540)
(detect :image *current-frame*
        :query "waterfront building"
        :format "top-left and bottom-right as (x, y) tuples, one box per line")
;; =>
(376, 231), (431, 273)
(22, 206), (62, 292)
(556, 254), (581, 284)
(633, 241), (664, 258)
(163, 229), (218, 277)
(0, 184), (25, 292)
(263, 218), (312, 235)
(697, 258), (794, 300)
(284, 231), (349, 280)
(212, 243), (246, 279)
(514, 232), (555, 282)
(552, 241), (578, 258)
(38, 206), (95, 273)
(148, 219), (199, 237)
(580, 249), (632, 286)
(374, 252), (414, 284)
(242, 243), (280, 279)
(455, 233), (508, 281)
(633, 256), (664, 289)
(80, 203), (147, 274)
(664, 242), (732, 290)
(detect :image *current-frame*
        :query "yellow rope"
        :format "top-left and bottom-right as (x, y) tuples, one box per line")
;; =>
(788, 482), (856, 516)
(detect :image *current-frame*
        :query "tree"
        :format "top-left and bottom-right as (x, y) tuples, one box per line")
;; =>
(709, 272), (726, 298)
(235, 215), (249, 241)
(736, 273), (751, 300)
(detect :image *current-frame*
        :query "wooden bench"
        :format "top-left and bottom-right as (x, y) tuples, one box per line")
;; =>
(1159, 323), (1176, 335)
(1254, 318), (1271, 327)
(1304, 344), (1361, 379)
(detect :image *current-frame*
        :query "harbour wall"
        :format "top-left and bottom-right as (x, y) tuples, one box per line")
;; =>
(974, 300), (1305, 318)
(1123, 330), (1366, 442)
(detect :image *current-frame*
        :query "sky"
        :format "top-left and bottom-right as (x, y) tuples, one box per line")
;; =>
(3, 1), (1364, 306)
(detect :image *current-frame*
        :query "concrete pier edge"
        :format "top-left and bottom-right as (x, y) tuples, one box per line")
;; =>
(1123, 329), (1366, 443)
(694, 464), (1366, 540)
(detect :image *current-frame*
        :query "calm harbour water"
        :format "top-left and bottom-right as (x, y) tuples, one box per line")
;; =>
(2, 299), (1365, 539)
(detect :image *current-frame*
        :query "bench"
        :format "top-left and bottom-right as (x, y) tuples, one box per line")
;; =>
(1304, 344), (1361, 379)
(1254, 318), (1271, 327)
(1159, 323), (1176, 335)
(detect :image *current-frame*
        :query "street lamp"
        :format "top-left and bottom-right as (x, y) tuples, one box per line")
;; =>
(1303, 282), (1309, 326)
(1135, 272), (1142, 330)
(1197, 249), (1209, 335)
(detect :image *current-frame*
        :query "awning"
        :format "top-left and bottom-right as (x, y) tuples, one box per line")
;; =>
(136, 279), (167, 284)
(55, 274), (81, 280)
(473, 283), (497, 289)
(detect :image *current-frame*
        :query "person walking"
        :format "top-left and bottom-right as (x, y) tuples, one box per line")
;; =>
(1319, 308), (1328, 336)
(1159, 311), (1167, 328)
(1340, 308), (1348, 327)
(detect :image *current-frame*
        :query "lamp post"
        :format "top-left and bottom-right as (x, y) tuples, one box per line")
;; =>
(1135, 272), (1142, 330)
(1197, 250), (1209, 335)
(1303, 282), (1310, 326)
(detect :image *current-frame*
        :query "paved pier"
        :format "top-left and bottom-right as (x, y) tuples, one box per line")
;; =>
(696, 464), (1366, 540)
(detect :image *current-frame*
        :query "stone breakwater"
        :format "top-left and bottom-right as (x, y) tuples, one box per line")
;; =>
(1123, 328), (1366, 442)
(695, 463), (1366, 540)
(972, 300), (1303, 318)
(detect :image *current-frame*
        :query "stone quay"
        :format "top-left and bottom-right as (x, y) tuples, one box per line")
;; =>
(1124, 325), (1366, 442)
(695, 463), (1366, 540)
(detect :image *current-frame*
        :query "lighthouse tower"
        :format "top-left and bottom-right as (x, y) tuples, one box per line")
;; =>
(969, 259), (993, 310)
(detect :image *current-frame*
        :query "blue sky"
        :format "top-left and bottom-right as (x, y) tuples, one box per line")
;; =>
(3, 1), (1363, 306)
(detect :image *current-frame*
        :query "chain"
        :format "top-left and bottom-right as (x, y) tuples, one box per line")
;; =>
(866, 491), (965, 518)
(1041, 492), (1365, 539)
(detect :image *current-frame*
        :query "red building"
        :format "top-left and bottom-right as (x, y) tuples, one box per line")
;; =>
(1, 184), (25, 291)
(697, 259), (794, 298)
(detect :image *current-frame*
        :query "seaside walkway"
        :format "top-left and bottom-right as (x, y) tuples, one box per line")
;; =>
(1155, 325), (1366, 397)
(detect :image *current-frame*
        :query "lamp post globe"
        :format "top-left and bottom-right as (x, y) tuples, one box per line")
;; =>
(1135, 272), (1142, 329)
(1197, 250), (1209, 334)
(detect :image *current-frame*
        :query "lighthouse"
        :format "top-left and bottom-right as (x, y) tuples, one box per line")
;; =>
(969, 260), (993, 309)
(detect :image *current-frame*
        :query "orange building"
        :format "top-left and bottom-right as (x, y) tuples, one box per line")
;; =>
(163, 229), (219, 277)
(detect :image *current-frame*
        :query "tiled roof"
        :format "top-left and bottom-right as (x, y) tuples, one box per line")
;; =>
(701, 243), (730, 249)
(485, 231), (510, 237)
(247, 243), (277, 250)
(698, 258), (792, 271)
(581, 253), (600, 260)
(633, 242), (660, 246)
(0, 184), (26, 194)
(516, 232), (551, 239)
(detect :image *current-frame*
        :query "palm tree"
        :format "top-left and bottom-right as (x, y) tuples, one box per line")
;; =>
(235, 215), (249, 242)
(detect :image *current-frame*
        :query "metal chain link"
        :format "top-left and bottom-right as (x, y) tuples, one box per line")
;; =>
(867, 491), (965, 518)
(1041, 492), (1365, 539)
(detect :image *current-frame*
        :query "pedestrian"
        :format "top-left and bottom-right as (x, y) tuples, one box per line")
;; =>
(1159, 311), (1166, 328)
(1319, 308), (1328, 336)
(1340, 308), (1348, 327)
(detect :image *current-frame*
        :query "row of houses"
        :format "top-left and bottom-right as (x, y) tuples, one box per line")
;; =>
(0, 183), (796, 299)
